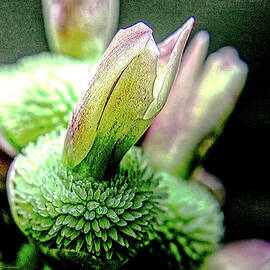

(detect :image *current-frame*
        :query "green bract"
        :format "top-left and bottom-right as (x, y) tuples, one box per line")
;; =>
(0, 53), (92, 151)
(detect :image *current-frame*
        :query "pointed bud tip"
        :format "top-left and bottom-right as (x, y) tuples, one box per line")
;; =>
(186, 16), (196, 27)
(112, 21), (153, 53)
(120, 21), (153, 37)
(133, 21), (153, 32)
(175, 17), (195, 38)
(158, 16), (195, 57)
(180, 16), (196, 39)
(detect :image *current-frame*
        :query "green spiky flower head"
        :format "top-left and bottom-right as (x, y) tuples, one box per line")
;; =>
(7, 129), (165, 269)
(4, 18), (195, 268)
(7, 129), (224, 269)
(155, 173), (224, 268)
(0, 53), (93, 151)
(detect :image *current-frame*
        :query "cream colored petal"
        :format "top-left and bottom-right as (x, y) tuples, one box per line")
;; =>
(144, 37), (248, 178)
(42, 0), (58, 52)
(42, 0), (119, 60)
(192, 46), (248, 134)
(63, 22), (157, 168)
(171, 47), (248, 176)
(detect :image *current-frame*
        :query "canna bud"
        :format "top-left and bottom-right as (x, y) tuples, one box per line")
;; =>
(63, 18), (195, 179)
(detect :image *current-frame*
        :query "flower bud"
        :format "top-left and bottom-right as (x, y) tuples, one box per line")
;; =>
(143, 31), (248, 178)
(202, 239), (270, 270)
(63, 18), (195, 179)
(42, 0), (120, 60)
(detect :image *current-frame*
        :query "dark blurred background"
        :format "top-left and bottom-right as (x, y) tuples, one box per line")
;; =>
(0, 0), (270, 247)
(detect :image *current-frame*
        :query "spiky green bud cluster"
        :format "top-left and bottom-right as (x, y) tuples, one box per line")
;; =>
(0, 53), (93, 151)
(155, 173), (224, 264)
(8, 129), (165, 269)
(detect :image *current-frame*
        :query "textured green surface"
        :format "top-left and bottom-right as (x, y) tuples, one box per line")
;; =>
(156, 173), (224, 264)
(8, 129), (165, 269)
(16, 242), (40, 270)
(7, 128), (224, 269)
(0, 53), (92, 151)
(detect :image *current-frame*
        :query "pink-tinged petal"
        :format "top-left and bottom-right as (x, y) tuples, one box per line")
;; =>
(202, 239), (270, 270)
(143, 30), (210, 175)
(144, 30), (209, 147)
(143, 32), (248, 179)
(260, 258), (270, 270)
(157, 17), (196, 70)
(144, 17), (195, 119)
